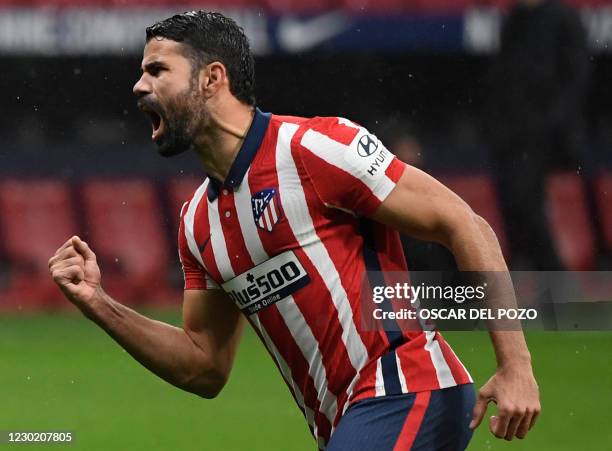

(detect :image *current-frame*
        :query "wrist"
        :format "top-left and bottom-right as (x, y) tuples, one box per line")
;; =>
(497, 352), (532, 371)
(79, 286), (108, 319)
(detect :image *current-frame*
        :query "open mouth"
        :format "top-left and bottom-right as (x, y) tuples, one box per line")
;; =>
(148, 110), (164, 141)
(139, 104), (165, 141)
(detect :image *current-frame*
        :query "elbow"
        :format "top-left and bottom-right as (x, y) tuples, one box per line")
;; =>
(180, 367), (228, 399)
(472, 213), (499, 242)
(193, 385), (223, 399)
(444, 206), (501, 253)
(441, 204), (484, 248)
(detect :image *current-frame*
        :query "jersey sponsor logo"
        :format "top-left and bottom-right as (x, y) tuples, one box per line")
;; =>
(357, 134), (379, 157)
(222, 250), (311, 315)
(252, 188), (283, 232)
(346, 131), (392, 178)
(366, 147), (390, 176)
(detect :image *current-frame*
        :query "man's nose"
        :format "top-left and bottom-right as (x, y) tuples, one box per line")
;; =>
(133, 74), (150, 98)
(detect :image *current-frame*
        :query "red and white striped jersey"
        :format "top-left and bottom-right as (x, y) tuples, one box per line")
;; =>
(177, 109), (472, 448)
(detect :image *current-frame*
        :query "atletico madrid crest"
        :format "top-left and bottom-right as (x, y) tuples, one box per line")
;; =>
(251, 188), (283, 232)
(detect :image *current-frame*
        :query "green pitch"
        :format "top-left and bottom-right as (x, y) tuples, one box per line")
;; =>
(1, 311), (610, 450)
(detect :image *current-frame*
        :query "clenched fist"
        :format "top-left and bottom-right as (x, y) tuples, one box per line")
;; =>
(48, 236), (101, 307)
(470, 363), (541, 440)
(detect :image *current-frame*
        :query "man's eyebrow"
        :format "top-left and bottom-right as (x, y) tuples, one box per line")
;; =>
(142, 60), (167, 72)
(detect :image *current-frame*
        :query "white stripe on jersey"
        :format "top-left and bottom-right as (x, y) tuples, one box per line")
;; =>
(277, 122), (369, 373)
(235, 180), (324, 435)
(207, 196), (235, 281)
(250, 315), (318, 435)
(184, 179), (209, 268)
(234, 165), (337, 426)
(275, 298), (338, 424)
(263, 207), (272, 231)
(277, 122), (372, 426)
(234, 168), (268, 265)
(395, 352), (409, 393)
(425, 331), (457, 388)
(300, 124), (396, 202)
(206, 176), (330, 434)
(269, 197), (279, 223)
(374, 357), (386, 397)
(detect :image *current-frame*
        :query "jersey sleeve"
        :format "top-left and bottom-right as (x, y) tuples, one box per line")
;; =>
(295, 117), (406, 217)
(178, 202), (219, 290)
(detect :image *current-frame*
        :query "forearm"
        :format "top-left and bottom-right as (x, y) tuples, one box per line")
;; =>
(447, 213), (531, 367)
(78, 288), (221, 397)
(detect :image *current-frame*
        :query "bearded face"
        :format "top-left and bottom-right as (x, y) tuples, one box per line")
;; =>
(138, 81), (205, 157)
(134, 38), (208, 157)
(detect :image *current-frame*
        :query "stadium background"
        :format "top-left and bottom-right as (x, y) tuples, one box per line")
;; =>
(1, 0), (611, 450)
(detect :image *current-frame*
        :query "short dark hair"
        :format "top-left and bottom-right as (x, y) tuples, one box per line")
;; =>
(146, 11), (255, 106)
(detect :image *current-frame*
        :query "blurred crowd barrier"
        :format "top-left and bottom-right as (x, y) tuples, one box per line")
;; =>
(3, 0), (612, 56)
(0, 171), (609, 311)
(0, 0), (609, 10)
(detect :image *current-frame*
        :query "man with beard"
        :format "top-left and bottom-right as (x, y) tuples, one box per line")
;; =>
(48, 11), (540, 450)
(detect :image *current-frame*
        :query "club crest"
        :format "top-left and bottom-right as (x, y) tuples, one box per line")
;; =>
(251, 188), (283, 232)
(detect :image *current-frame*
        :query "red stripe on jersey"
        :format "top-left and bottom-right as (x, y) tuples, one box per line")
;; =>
(178, 204), (207, 290)
(395, 335), (441, 392)
(393, 390), (431, 451)
(215, 190), (257, 276)
(385, 157), (406, 184)
(252, 122), (360, 407)
(374, 223), (408, 273)
(372, 225), (425, 341)
(271, 114), (308, 125)
(291, 128), (384, 350)
(293, 138), (383, 217)
(305, 116), (360, 146)
(193, 197), (224, 283)
(232, 120), (340, 442)
(257, 305), (333, 441)
(289, 249), (361, 395)
(288, 123), (406, 426)
(210, 139), (334, 443)
(341, 357), (379, 415)
(245, 315), (305, 414)
(437, 334), (473, 385)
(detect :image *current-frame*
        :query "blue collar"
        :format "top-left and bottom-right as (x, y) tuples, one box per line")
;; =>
(207, 107), (271, 201)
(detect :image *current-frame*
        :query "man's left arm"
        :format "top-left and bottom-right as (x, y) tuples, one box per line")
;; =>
(373, 164), (541, 441)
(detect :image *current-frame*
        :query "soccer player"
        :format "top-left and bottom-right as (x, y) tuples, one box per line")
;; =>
(48, 11), (540, 450)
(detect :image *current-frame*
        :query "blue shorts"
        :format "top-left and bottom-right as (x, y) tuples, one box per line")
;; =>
(326, 384), (475, 451)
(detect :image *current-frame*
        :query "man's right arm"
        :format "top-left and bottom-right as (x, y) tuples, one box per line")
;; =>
(48, 236), (244, 398)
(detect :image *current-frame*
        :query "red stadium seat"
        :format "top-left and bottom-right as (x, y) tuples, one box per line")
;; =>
(594, 173), (612, 251)
(546, 173), (596, 271)
(436, 174), (509, 258)
(80, 179), (175, 304)
(0, 179), (78, 310)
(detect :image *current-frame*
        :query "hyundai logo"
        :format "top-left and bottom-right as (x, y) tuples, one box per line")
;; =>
(357, 134), (379, 157)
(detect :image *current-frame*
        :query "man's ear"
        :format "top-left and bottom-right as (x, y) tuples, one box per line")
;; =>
(199, 61), (228, 99)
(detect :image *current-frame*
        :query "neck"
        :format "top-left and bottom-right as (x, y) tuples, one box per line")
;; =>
(191, 99), (255, 183)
